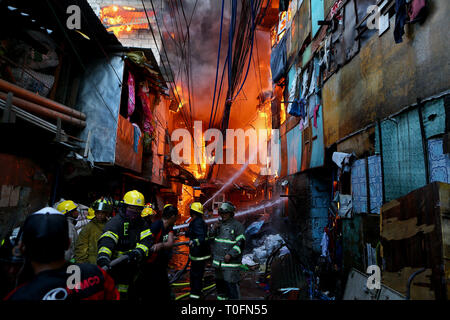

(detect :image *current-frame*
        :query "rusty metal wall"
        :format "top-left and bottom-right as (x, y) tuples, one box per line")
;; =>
(115, 115), (143, 173)
(322, 0), (450, 147)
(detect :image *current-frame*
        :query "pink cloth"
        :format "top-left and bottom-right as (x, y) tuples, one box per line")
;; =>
(408, 0), (426, 22)
(313, 104), (320, 128)
(138, 83), (154, 134)
(127, 72), (135, 119)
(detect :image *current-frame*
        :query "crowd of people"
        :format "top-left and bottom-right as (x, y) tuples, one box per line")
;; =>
(0, 190), (246, 301)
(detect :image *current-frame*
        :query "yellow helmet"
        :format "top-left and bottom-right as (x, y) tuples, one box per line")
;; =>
(87, 207), (95, 220)
(57, 200), (78, 215)
(141, 203), (156, 217)
(123, 190), (145, 207)
(190, 202), (204, 215)
(164, 204), (173, 209)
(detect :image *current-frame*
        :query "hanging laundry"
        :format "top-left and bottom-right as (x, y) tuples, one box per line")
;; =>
(127, 72), (136, 119)
(313, 104), (320, 128)
(394, 0), (408, 43)
(300, 69), (309, 99)
(337, 194), (353, 218)
(287, 66), (301, 115)
(289, 98), (307, 118)
(408, 0), (426, 22)
(332, 152), (353, 169)
(307, 64), (316, 98)
(330, 0), (343, 20)
(287, 99), (301, 117)
(138, 82), (154, 134)
(132, 123), (141, 153)
(270, 36), (287, 83)
(320, 230), (329, 258)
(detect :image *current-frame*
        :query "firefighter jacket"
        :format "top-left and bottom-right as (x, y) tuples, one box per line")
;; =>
(97, 212), (154, 263)
(4, 263), (119, 301)
(186, 216), (211, 261)
(74, 219), (105, 264)
(211, 218), (245, 269)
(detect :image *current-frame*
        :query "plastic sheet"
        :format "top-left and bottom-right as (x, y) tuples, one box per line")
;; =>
(270, 36), (287, 83)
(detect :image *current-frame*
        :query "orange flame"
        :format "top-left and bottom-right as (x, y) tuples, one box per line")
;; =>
(280, 101), (286, 124)
(178, 184), (194, 220)
(99, 5), (150, 37)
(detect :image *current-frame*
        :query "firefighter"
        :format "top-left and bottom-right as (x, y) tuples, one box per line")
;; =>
(141, 203), (158, 225)
(135, 204), (178, 301)
(4, 207), (119, 300)
(96, 190), (154, 300)
(56, 200), (79, 262)
(74, 199), (112, 264)
(211, 201), (245, 300)
(186, 202), (211, 300)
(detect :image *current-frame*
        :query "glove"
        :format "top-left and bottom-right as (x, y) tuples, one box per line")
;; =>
(126, 249), (143, 263)
(97, 256), (111, 269)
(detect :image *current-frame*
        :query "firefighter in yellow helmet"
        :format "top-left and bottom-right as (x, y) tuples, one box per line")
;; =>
(186, 202), (211, 299)
(96, 190), (154, 300)
(141, 203), (157, 225)
(135, 203), (178, 301)
(56, 200), (79, 262)
(86, 208), (95, 220)
(74, 199), (112, 264)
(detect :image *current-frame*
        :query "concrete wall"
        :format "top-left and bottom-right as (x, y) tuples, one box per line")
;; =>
(322, 0), (450, 147)
(274, 170), (330, 265)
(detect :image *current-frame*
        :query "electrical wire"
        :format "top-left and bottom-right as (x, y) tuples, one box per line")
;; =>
(141, 0), (191, 132)
(208, 0), (225, 131)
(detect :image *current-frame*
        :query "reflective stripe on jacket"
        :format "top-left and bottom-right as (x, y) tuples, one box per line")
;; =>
(186, 216), (211, 261)
(97, 213), (154, 262)
(211, 218), (245, 268)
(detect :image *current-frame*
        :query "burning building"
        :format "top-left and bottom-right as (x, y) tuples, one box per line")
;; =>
(87, 0), (162, 65)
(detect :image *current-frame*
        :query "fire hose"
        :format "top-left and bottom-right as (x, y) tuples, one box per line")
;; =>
(174, 283), (216, 301)
(101, 254), (131, 271)
(101, 241), (191, 271)
(406, 268), (426, 300)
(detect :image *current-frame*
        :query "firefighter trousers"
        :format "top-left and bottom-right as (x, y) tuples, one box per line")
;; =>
(190, 260), (206, 299)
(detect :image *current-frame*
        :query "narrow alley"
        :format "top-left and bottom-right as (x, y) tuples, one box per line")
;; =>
(0, 0), (449, 306)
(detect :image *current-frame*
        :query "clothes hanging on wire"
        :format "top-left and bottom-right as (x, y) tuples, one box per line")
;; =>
(394, 0), (408, 43)
(270, 36), (287, 84)
(127, 72), (135, 119)
(320, 231), (329, 258)
(313, 104), (321, 128)
(287, 98), (307, 118)
(408, 0), (426, 22)
(132, 123), (141, 153)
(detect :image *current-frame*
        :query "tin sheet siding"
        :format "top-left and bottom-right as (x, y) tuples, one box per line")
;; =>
(368, 155), (383, 214)
(287, 124), (303, 175)
(428, 138), (450, 184)
(76, 56), (124, 164)
(381, 109), (427, 202)
(422, 98), (446, 139)
(351, 158), (367, 214)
